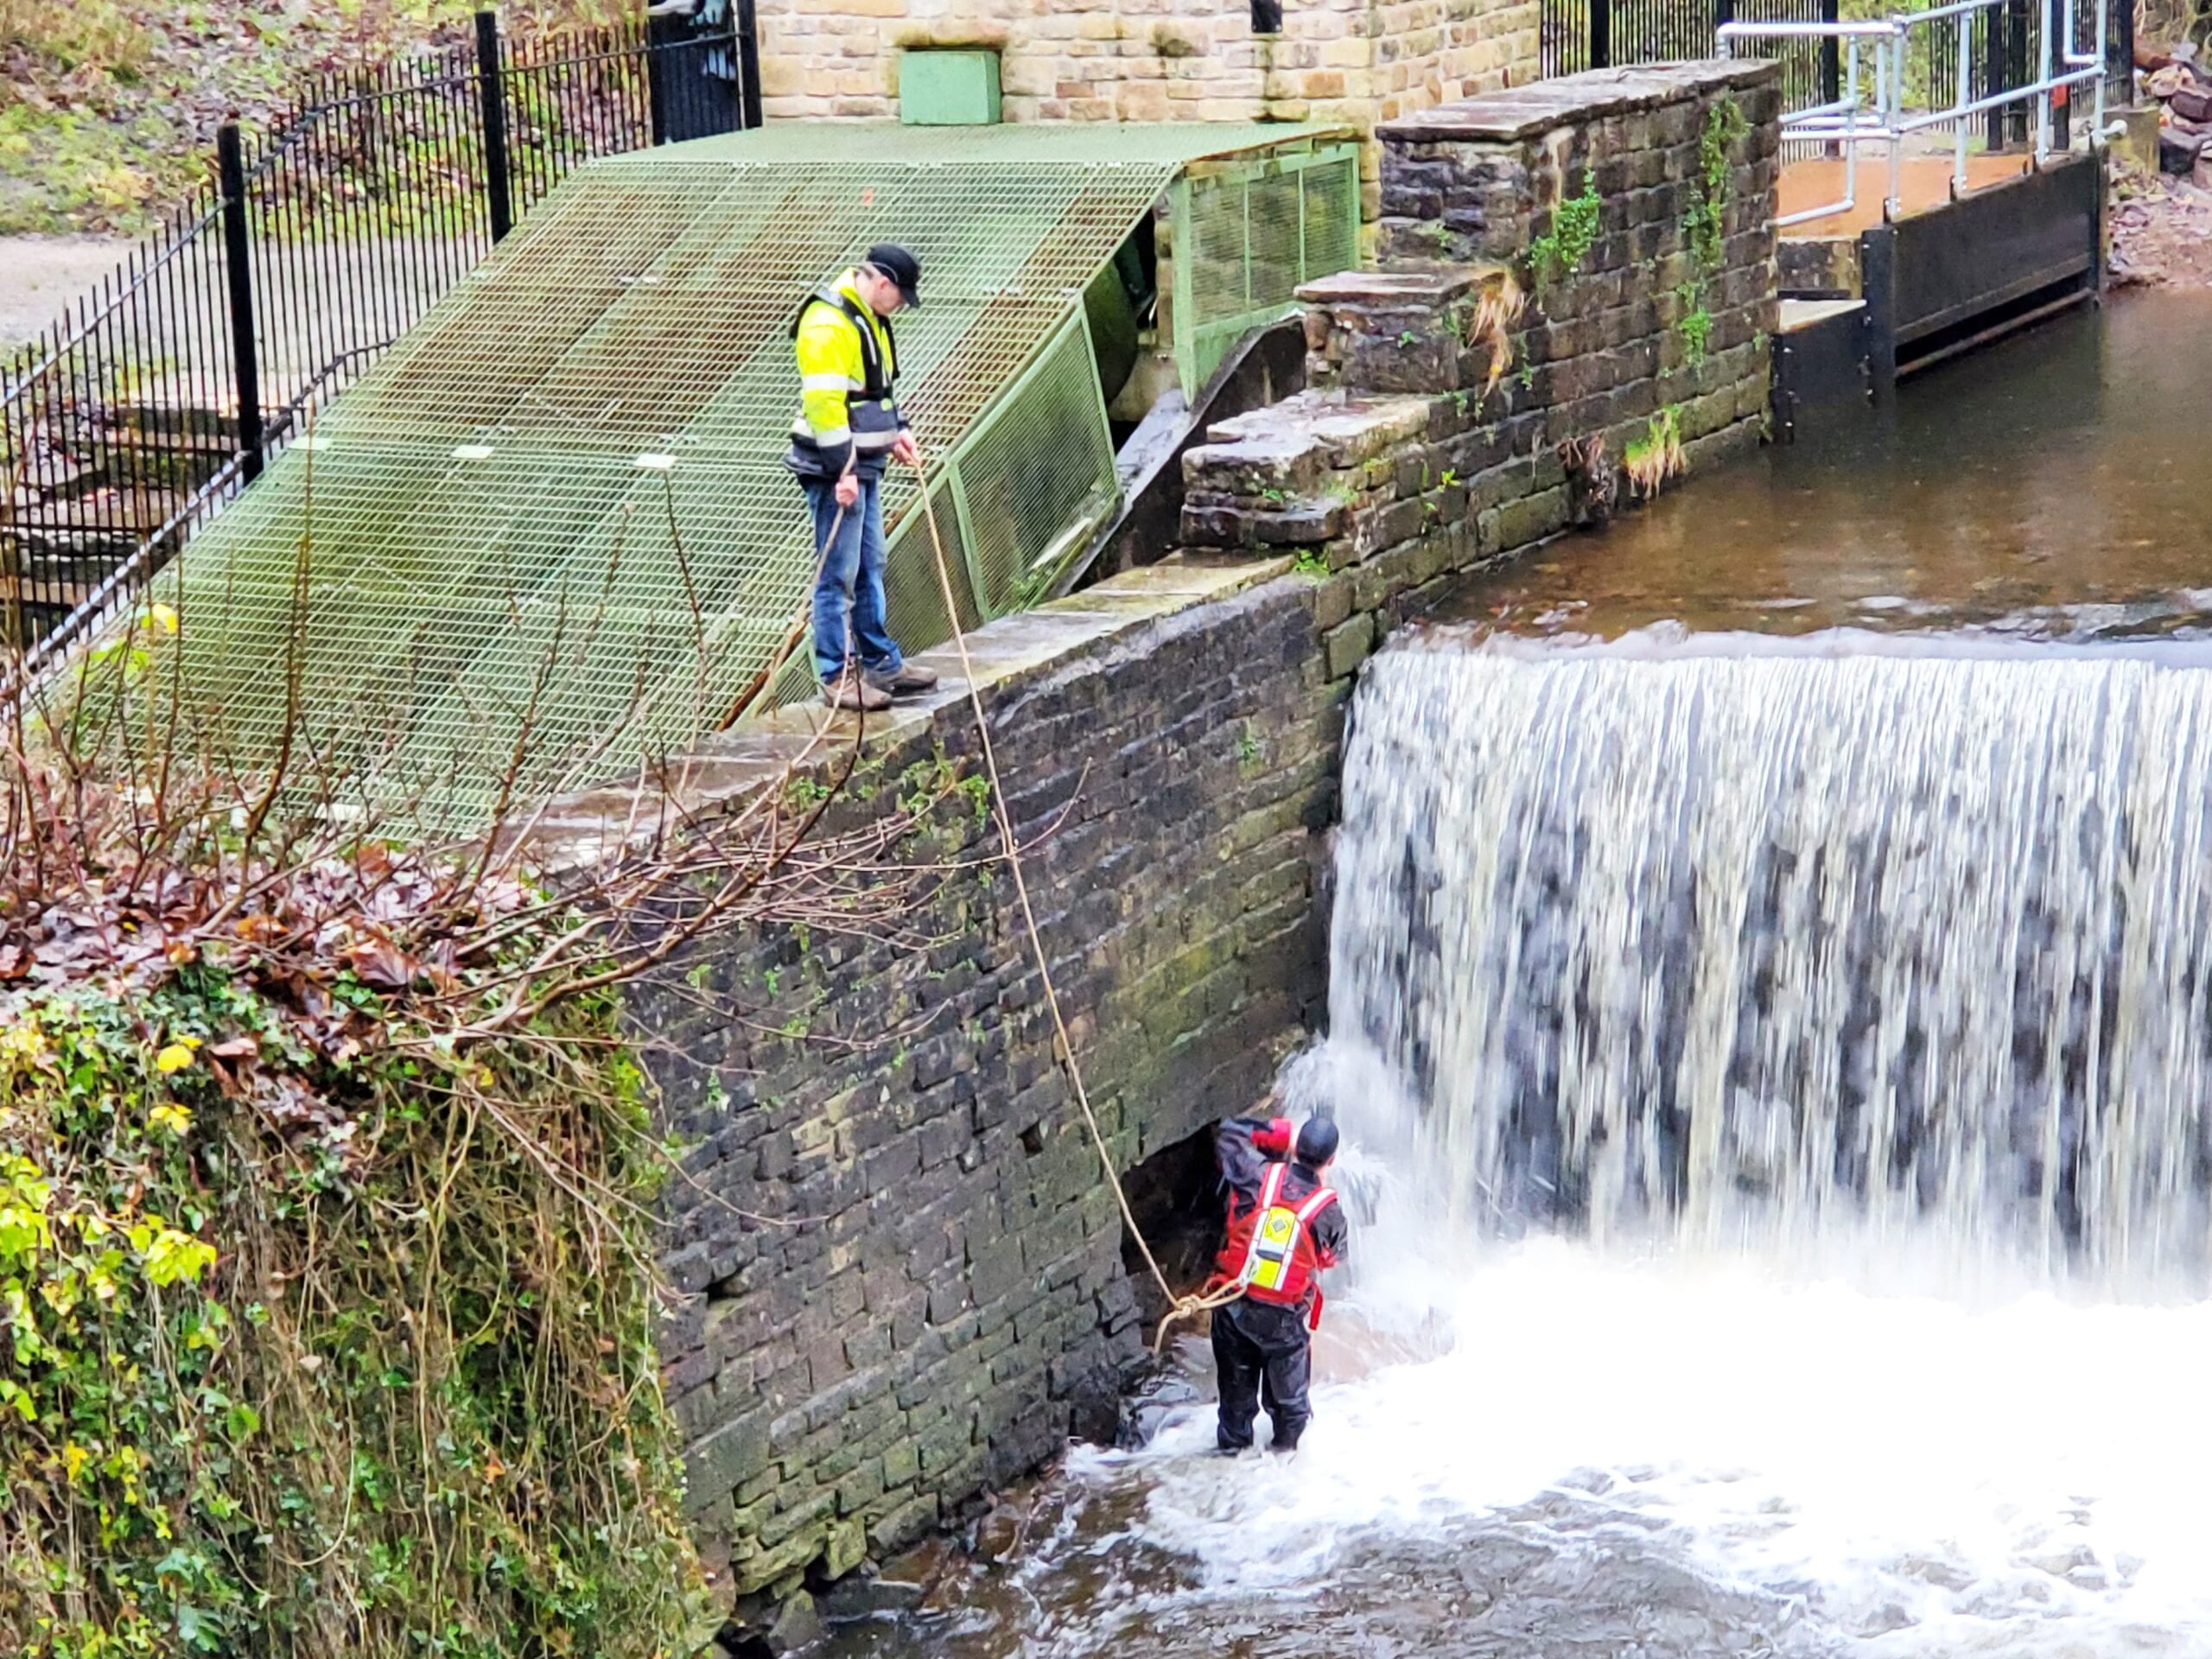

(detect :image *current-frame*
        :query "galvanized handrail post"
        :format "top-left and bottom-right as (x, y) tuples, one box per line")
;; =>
(2035, 0), (2054, 158)
(475, 10), (515, 242)
(1955, 2), (1974, 190)
(216, 124), (264, 486)
(1887, 27), (1905, 218)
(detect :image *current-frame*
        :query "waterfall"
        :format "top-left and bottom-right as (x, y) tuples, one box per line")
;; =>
(1318, 632), (2212, 1291)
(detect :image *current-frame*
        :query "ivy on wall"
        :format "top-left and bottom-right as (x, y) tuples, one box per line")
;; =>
(0, 963), (704, 1658)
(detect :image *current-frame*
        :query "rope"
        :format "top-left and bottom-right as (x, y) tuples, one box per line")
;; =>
(906, 458), (1245, 1360)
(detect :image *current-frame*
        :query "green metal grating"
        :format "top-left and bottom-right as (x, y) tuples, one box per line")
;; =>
(1171, 140), (1362, 397)
(108, 122), (1347, 829)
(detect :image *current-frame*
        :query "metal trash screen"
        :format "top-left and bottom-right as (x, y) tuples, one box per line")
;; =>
(1172, 139), (1362, 397)
(116, 122), (1338, 830)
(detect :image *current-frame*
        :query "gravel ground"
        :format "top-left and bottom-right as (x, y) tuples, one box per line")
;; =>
(2109, 171), (2212, 290)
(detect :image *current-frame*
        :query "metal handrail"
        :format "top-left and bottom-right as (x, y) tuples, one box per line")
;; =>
(1721, 0), (2109, 227)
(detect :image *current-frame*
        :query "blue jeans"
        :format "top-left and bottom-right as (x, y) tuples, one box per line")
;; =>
(802, 474), (904, 683)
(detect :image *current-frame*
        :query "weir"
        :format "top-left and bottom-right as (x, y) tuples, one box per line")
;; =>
(809, 292), (2212, 1658)
(1326, 639), (2212, 1284)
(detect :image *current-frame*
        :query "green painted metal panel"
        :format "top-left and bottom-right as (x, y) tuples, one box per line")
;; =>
(900, 51), (1001, 126)
(1171, 140), (1362, 397)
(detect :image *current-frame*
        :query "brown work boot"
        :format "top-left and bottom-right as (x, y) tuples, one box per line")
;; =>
(821, 670), (892, 713)
(865, 661), (939, 697)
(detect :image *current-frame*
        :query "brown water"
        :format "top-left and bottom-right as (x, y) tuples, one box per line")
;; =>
(1443, 289), (2212, 644)
(813, 290), (2212, 1659)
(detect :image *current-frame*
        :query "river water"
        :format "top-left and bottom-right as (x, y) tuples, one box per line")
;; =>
(823, 291), (2212, 1658)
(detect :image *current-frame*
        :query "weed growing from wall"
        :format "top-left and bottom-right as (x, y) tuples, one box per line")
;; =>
(1624, 404), (1687, 497)
(1674, 98), (1750, 372)
(1526, 169), (1603, 283)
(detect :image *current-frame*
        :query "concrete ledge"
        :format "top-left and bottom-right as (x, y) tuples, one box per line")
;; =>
(530, 556), (1288, 862)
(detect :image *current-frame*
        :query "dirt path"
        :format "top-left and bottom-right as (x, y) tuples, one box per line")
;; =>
(0, 235), (133, 353)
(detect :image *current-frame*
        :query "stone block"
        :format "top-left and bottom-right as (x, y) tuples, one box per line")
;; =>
(1323, 613), (1376, 680)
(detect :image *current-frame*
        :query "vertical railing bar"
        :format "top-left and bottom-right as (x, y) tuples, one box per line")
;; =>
(737, 0), (764, 129)
(477, 9), (516, 242)
(218, 126), (264, 485)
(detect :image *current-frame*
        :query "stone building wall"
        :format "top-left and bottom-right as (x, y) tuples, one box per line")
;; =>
(629, 59), (1783, 1654)
(754, 0), (1541, 213)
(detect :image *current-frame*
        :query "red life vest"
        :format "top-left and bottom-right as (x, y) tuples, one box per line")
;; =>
(1217, 1162), (1338, 1313)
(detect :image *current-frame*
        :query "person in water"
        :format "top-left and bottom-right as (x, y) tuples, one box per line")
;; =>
(1210, 1109), (1347, 1453)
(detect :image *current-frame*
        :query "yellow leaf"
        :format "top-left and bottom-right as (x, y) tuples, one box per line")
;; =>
(149, 1102), (193, 1137)
(155, 1044), (194, 1074)
(62, 1442), (87, 1484)
(144, 601), (179, 635)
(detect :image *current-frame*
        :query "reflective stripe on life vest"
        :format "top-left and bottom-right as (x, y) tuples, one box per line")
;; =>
(1233, 1162), (1338, 1301)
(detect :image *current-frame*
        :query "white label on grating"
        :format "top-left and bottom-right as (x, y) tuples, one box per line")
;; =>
(634, 453), (677, 471)
(451, 443), (495, 461)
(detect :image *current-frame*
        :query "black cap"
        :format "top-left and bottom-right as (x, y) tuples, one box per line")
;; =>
(1294, 1118), (1338, 1167)
(864, 243), (922, 309)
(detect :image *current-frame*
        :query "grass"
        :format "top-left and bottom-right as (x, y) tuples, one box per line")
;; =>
(0, 0), (632, 233)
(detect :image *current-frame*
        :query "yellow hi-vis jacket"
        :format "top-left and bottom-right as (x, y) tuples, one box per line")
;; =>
(785, 270), (906, 480)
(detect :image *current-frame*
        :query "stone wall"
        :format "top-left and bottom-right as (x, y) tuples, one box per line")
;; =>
(635, 562), (1340, 1643)
(754, 0), (1541, 213)
(1178, 63), (1781, 582)
(623, 57), (1785, 1655)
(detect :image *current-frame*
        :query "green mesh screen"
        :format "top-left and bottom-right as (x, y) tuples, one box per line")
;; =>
(93, 122), (1345, 829)
(951, 314), (1117, 615)
(1172, 138), (1362, 397)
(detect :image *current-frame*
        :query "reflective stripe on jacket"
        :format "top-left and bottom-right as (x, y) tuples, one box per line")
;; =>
(785, 271), (906, 479)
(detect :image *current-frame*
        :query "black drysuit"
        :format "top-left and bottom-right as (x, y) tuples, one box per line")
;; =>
(1211, 1115), (1348, 1452)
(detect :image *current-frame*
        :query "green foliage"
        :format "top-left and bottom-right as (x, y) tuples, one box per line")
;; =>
(1526, 169), (1603, 283)
(957, 774), (993, 829)
(0, 971), (702, 1658)
(1673, 98), (1749, 373)
(1675, 280), (1715, 369)
(0, 0), (633, 233)
(1291, 549), (1332, 579)
(1236, 721), (1264, 772)
(1684, 99), (1751, 272)
(1624, 404), (1688, 497)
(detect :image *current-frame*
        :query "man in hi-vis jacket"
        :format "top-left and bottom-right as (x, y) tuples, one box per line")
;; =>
(785, 243), (940, 713)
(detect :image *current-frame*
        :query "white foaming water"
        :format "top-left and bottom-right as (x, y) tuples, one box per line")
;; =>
(1069, 636), (2212, 1654)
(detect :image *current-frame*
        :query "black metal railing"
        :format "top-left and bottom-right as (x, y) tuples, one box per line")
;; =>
(0, 4), (759, 662)
(1544, 0), (1845, 107)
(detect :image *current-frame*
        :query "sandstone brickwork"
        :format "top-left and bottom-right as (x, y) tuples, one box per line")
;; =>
(755, 0), (1541, 214)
